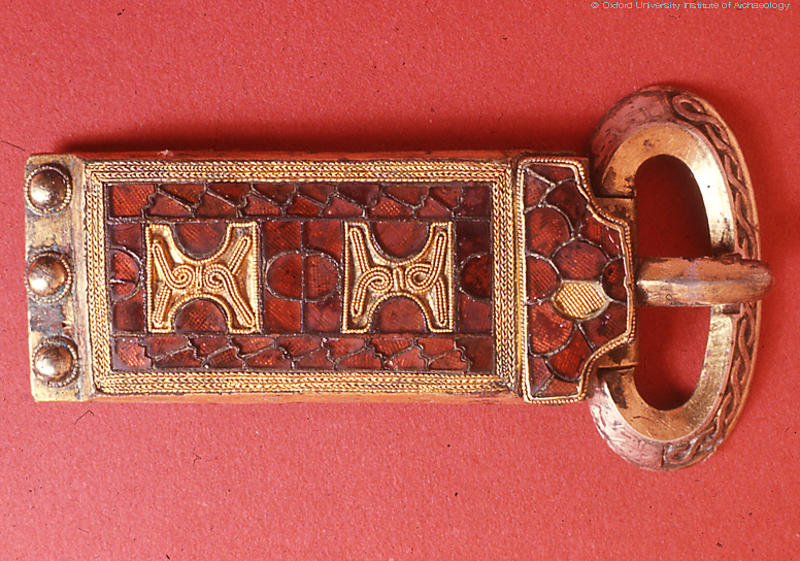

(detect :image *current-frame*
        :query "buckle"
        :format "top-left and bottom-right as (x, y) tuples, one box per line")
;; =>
(23, 87), (771, 469)
(587, 86), (772, 470)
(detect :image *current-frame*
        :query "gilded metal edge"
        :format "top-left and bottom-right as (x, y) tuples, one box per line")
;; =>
(84, 158), (517, 396)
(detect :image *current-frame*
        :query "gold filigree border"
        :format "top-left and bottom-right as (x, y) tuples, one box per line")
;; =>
(517, 158), (636, 404)
(84, 159), (517, 395)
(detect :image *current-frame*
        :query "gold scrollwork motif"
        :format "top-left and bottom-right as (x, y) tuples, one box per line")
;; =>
(145, 222), (260, 333)
(343, 221), (454, 333)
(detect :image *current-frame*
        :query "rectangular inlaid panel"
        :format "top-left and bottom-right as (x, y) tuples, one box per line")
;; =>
(83, 160), (519, 396)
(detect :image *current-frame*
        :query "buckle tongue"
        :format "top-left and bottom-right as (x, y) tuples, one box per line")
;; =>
(636, 256), (771, 307)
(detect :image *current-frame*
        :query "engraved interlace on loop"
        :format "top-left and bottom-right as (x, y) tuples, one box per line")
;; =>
(587, 86), (771, 470)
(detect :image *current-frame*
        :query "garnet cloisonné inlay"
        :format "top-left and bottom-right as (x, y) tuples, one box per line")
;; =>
(521, 160), (632, 403)
(105, 179), (496, 387)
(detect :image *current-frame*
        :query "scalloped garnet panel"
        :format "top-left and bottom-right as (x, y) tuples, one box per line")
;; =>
(523, 164), (628, 399)
(106, 181), (494, 374)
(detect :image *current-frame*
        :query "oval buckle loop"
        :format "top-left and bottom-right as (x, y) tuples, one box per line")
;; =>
(587, 87), (772, 470)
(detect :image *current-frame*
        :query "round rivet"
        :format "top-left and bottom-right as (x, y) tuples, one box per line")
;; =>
(26, 252), (72, 302)
(32, 338), (77, 386)
(25, 165), (72, 214)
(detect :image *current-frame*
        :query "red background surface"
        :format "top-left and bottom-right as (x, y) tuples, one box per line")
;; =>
(1, 1), (798, 559)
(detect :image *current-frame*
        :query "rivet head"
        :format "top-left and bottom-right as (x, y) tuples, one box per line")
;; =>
(26, 165), (71, 214)
(32, 338), (77, 386)
(27, 252), (71, 301)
